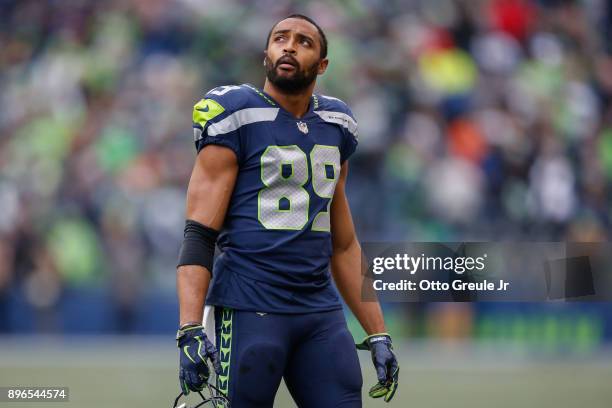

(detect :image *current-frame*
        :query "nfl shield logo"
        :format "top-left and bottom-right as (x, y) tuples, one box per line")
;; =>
(297, 121), (308, 134)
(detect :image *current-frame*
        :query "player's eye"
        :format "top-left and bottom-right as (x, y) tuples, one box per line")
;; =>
(274, 35), (285, 42)
(300, 39), (312, 47)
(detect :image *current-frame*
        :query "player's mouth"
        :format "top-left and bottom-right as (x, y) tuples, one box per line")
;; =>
(278, 63), (296, 71)
(276, 57), (299, 72)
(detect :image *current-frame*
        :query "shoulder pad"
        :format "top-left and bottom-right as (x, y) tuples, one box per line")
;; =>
(316, 94), (352, 115)
(314, 94), (358, 140)
(201, 84), (252, 112)
(193, 85), (251, 129)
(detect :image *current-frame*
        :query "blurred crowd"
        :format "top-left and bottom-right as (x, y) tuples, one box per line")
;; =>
(1, 0), (612, 333)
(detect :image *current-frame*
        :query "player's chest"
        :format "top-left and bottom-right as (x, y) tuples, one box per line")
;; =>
(243, 118), (343, 156)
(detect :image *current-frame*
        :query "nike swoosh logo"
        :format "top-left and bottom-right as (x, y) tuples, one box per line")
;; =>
(196, 105), (210, 112)
(183, 346), (196, 363)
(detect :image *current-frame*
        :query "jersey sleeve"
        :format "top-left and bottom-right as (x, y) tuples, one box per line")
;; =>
(340, 106), (359, 163)
(192, 86), (245, 161)
(317, 95), (359, 163)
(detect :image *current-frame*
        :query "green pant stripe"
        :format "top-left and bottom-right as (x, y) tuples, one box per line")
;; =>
(217, 307), (233, 397)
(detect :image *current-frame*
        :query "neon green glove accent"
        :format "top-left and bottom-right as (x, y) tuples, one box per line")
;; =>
(356, 333), (399, 402)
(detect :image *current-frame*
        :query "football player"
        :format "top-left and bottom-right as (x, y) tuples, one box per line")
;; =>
(176, 14), (399, 407)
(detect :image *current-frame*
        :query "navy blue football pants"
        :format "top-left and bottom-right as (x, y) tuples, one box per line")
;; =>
(213, 307), (363, 407)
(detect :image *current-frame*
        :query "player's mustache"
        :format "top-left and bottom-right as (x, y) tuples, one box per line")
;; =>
(275, 55), (300, 69)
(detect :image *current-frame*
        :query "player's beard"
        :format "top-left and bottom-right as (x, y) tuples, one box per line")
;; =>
(265, 55), (319, 94)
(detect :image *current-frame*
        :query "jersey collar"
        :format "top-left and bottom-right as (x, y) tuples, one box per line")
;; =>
(245, 83), (317, 121)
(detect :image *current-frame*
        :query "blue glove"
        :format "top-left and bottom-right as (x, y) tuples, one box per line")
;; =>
(357, 333), (399, 402)
(177, 324), (221, 395)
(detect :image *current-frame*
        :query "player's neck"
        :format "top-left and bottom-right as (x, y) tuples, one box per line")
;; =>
(263, 80), (314, 119)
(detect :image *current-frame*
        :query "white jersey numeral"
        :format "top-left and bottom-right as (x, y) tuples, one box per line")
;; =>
(258, 145), (340, 231)
(209, 85), (242, 96)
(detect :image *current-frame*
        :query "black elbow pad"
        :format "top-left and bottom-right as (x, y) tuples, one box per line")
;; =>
(177, 219), (219, 273)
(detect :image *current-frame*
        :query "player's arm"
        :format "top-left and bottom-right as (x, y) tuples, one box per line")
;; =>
(177, 145), (238, 325)
(176, 145), (238, 395)
(330, 162), (384, 333)
(330, 162), (399, 402)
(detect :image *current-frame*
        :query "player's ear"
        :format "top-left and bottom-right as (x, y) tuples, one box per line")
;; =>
(263, 50), (268, 66)
(317, 58), (329, 75)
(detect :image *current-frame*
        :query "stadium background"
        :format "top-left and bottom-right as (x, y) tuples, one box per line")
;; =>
(1, 0), (612, 406)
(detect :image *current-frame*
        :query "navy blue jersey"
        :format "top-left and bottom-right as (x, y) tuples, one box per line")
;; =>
(192, 84), (358, 313)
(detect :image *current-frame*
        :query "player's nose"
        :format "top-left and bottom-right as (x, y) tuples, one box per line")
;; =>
(282, 36), (297, 54)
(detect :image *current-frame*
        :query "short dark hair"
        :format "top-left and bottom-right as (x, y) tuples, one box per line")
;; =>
(265, 14), (328, 59)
